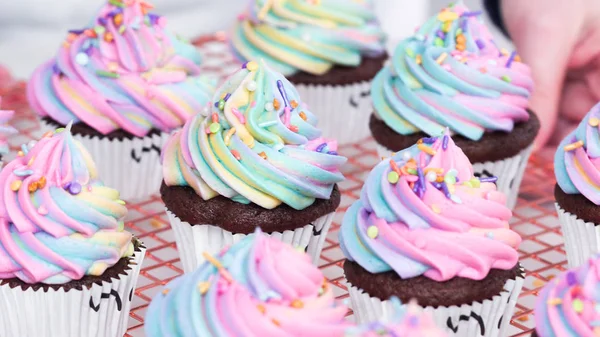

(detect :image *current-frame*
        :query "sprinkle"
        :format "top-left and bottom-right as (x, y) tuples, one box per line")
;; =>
(246, 61), (258, 71)
(113, 13), (124, 26)
(573, 299), (584, 313)
(28, 182), (39, 193)
(501, 75), (512, 83)
(17, 151), (24, 157)
(479, 176), (498, 183)
(475, 39), (486, 49)
(75, 53), (89, 66)
(485, 232), (494, 239)
(264, 102), (274, 112)
(437, 11), (459, 22)
(109, 0), (125, 7)
(455, 28), (463, 36)
(469, 177), (481, 188)
(162, 289), (170, 295)
(257, 304), (266, 314)
(417, 143), (436, 156)
(450, 195), (462, 204)
(434, 37), (444, 47)
(291, 299), (304, 308)
(209, 123), (221, 134)
(416, 55), (422, 65)
(118, 25), (126, 35)
(104, 32), (114, 43)
(245, 80), (257, 92)
(442, 21), (452, 33)
(456, 44), (466, 51)
(479, 67), (487, 73)
(272, 319), (280, 327)
(566, 271), (578, 286)
(68, 182), (82, 195)
(202, 252), (225, 270)
(564, 140), (584, 152)
(455, 34), (466, 44)
(436, 30), (445, 40)
(150, 219), (162, 228)
(407, 168), (417, 175)
(516, 315), (529, 322)
(367, 226), (379, 239)
(198, 282), (210, 295)
(259, 152), (267, 160)
(96, 70), (119, 78)
(211, 113), (219, 123)
(426, 171), (438, 182)
(290, 100), (298, 109)
(589, 117), (600, 127)
(500, 48), (510, 56)
(406, 48), (415, 58)
(231, 107), (246, 124)
(13, 169), (33, 177)
(10, 181), (22, 192)
(231, 150), (241, 160)
(224, 128), (236, 146)
(276, 80), (290, 107)
(532, 279), (545, 288)
(21, 144), (29, 155)
(328, 151), (338, 156)
(316, 143), (328, 153)
(288, 125), (299, 133)
(506, 51), (517, 68)
(217, 99), (225, 110)
(431, 204), (441, 213)
(442, 135), (449, 150)
(37, 205), (48, 215)
(388, 171), (400, 184)
(273, 99), (281, 111)
(436, 52), (448, 64)
(462, 10), (483, 17)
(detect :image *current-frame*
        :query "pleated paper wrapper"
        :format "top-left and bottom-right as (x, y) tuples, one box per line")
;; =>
(294, 81), (372, 145)
(347, 265), (524, 337)
(557, 204), (600, 268)
(0, 243), (146, 337)
(167, 209), (333, 273)
(376, 144), (534, 210)
(40, 119), (169, 201)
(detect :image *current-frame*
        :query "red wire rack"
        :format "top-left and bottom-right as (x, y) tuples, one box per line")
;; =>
(0, 35), (559, 337)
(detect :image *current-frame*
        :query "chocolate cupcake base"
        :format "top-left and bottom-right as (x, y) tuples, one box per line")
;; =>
(40, 118), (169, 201)
(555, 184), (600, 268)
(370, 112), (540, 210)
(0, 238), (145, 337)
(161, 183), (341, 271)
(344, 261), (524, 337)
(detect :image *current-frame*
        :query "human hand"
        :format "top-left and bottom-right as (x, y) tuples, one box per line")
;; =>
(502, 0), (600, 147)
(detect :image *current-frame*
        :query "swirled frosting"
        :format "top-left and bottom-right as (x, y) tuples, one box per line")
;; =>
(555, 102), (600, 205)
(0, 124), (133, 284)
(372, 3), (533, 141)
(339, 130), (520, 281)
(534, 255), (600, 336)
(345, 298), (448, 337)
(145, 229), (349, 336)
(0, 98), (16, 156)
(162, 60), (346, 210)
(229, 0), (386, 76)
(27, 0), (214, 138)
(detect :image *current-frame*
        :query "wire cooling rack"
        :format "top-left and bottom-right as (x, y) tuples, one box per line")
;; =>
(0, 34), (559, 337)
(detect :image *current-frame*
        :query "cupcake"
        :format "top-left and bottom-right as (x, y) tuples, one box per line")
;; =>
(161, 60), (346, 272)
(554, 102), (600, 268)
(532, 255), (600, 336)
(346, 298), (448, 337)
(0, 98), (17, 163)
(339, 130), (524, 336)
(229, 0), (387, 144)
(0, 124), (145, 337)
(145, 229), (349, 336)
(27, 0), (214, 200)
(369, 3), (539, 209)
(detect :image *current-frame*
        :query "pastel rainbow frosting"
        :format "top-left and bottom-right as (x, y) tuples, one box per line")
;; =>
(534, 255), (600, 336)
(0, 98), (17, 156)
(0, 124), (133, 284)
(230, 0), (386, 76)
(27, 0), (214, 138)
(145, 229), (349, 336)
(345, 298), (447, 337)
(555, 102), (600, 205)
(339, 130), (521, 281)
(372, 3), (533, 141)
(162, 60), (346, 210)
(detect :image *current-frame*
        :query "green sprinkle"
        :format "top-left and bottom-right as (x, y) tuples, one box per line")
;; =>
(387, 171), (399, 184)
(367, 226), (379, 239)
(444, 174), (456, 185)
(109, 0), (125, 7)
(96, 70), (120, 78)
(573, 299), (584, 313)
(209, 123), (221, 134)
(463, 181), (473, 188)
(406, 48), (415, 58)
(455, 28), (463, 36)
(116, 200), (126, 205)
(407, 168), (417, 175)
(218, 99), (225, 111)
(434, 37), (444, 47)
(470, 178), (481, 188)
(55, 128), (65, 133)
(501, 75), (512, 83)
(118, 25), (126, 35)
(94, 26), (106, 35)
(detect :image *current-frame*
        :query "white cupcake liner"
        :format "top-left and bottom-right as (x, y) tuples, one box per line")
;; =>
(348, 265), (524, 337)
(557, 205), (600, 268)
(376, 143), (534, 210)
(166, 208), (333, 273)
(40, 119), (169, 201)
(0, 241), (146, 337)
(295, 81), (372, 145)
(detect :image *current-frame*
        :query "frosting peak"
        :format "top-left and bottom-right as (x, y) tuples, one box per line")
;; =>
(372, 3), (533, 141)
(340, 130), (520, 281)
(162, 60), (346, 210)
(230, 0), (386, 76)
(0, 124), (133, 284)
(145, 229), (349, 336)
(27, 0), (214, 137)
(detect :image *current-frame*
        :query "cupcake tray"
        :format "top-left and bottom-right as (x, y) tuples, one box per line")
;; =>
(0, 34), (557, 337)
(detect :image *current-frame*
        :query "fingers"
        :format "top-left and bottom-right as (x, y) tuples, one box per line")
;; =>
(501, 0), (584, 148)
(560, 79), (596, 122)
(549, 117), (578, 146)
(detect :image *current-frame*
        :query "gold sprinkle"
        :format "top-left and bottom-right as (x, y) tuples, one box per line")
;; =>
(436, 52), (448, 64)
(431, 204), (441, 214)
(10, 180), (22, 192)
(290, 100), (298, 109)
(564, 140), (584, 152)
(246, 61), (258, 72)
(589, 117), (600, 127)
(416, 55), (422, 65)
(257, 0), (273, 21)
(532, 279), (545, 288)
(273, 99), (280, 111)
(456, 44), (466, 51)
(547, 298), (562, 306)
(162, 289), (170, 295)
(224, 127), (236, 146)
(202, 252), (224, 270)
(150, 219), (163, 229)
(37, 176), (47, 189)
(299, 111), (307, 121)
(500, 48), (509, 56)
(455, 34), (466, 44)
(42, 131), (53, 138)
(272, 319), (280, 326)
(516, 314), (529, 322)
(417, 143), (437, 156)
(197, 281), (210, 295)
(17, 151), (24, 157)
(27, 156), (35, 167)
(291, 299), (304, 308)
(257, 304), (266, 314)
(259, 151), (267, 160)
(514, 55), (522, 62)
(28, 182), (39, 193)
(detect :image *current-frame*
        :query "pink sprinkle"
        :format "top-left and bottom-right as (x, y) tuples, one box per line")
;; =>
(283, 107), (291, 126)
(250, 101), (256, 108)
(231, 108), (246, 124)
(205, 127), (212, 134)
(443, 64), (452, 72)
(38, 205), (48, 215)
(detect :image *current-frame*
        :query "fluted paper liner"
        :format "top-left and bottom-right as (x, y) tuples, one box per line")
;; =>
(0, 243), (145, 337)
(40, 119), (169, 201)
(557, 205), (600, 268)
(347, 265), (524, 337)
(295, 81), (372, 145)
(166, 209), (333, 273)
(376, 143), (534, 210)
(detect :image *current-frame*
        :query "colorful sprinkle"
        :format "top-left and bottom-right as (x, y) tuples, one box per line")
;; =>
(416, 55), (422, 65)
(231, 149), (241, 160)
(10, 180), (22, 192)
(573, 299), (584, 313)
(417, 143), (437, 156)
(209, 123), (221, 134)
(96, 70), (119, 78)
(288, 125), (299, 133)
(388, 171), (400, 184)
(479, 176), (498, 183)
(259, 152), (267, 160)
(462, 10), (483, 17)
(442, 135), (449, 150)
(108, 0), (125, 7)
(291, 299), (304, 309)
(566, 271), (578, 286)
(197, 282), (210, 295)
(506, 51), (517, 68)
(264, 102), (274, 112)
(68, 182), (82, 195)
(245, 61), (258, 71)
(37, 205), (48, 215)
(28, 182), (39, 193)
(224, 128), (236, 146)
(564, 140), (584, 152)
(231, 107), (246, 124)
(437, 11), (459, 22)
(426, 171), (438, 182)
(13, 169), (33, 177)
(501, 75), (512, 83)
(276, 80), (290, 107)
(456, 43), (466, 51)
(434, 37), (444, 47)
(245, 80), (257, 92)
(211, 113), (219, 123)
(485, 232), (494, 239)
(406, 48), (415, 58)
(547, 298), (562, 306)
(273, 99), (281, 111)
(290, 100), (298, 109)
(367, 226), (379, 239)
(75, 53), (89, 66)
(590, 117), (600, 127)
(217, 99), (225, 111)
(436, 52), (448, 64)
(475, 39), (486, 50)
(455, 34), (466, 44)
(257, 304), (266, 314)
(450, 194), (462, 204)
